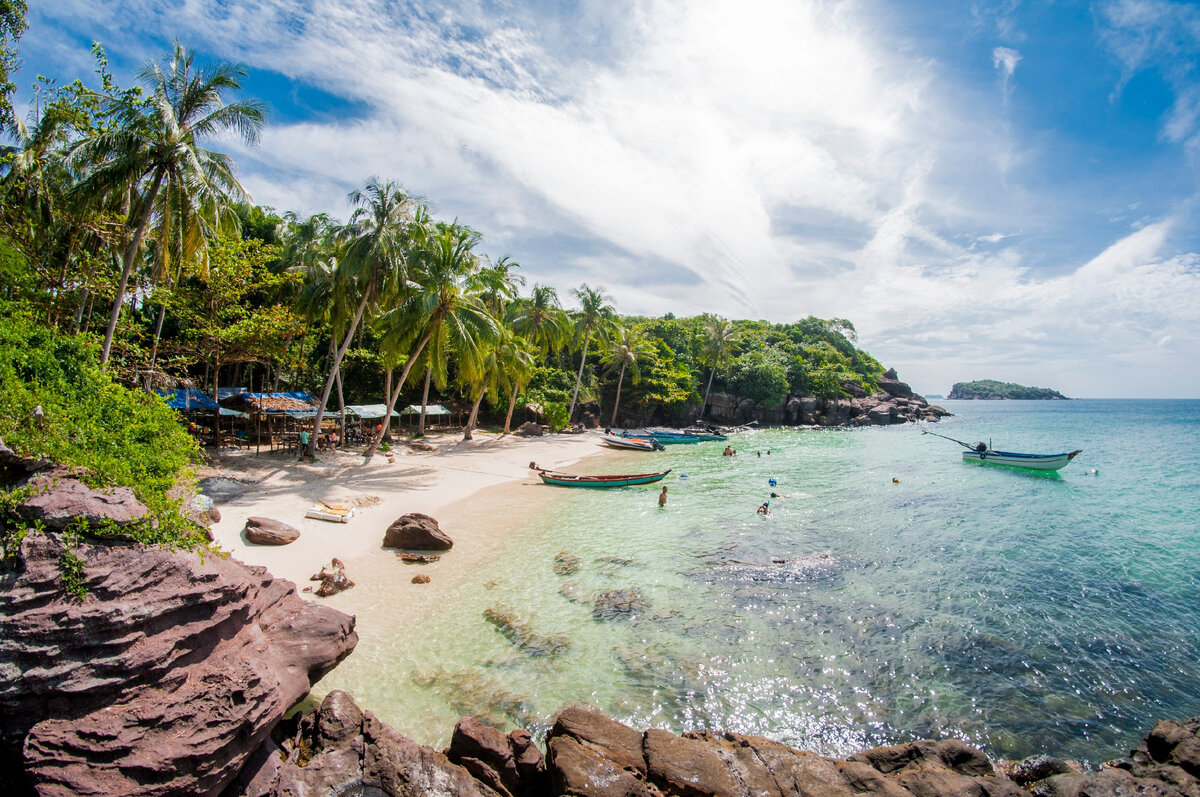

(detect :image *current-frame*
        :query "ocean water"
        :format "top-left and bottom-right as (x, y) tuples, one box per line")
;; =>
(324, 400), (1200, 764)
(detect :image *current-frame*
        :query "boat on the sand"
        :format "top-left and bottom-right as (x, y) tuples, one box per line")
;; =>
(532, 465), (672, 487)
(602, 435), (663, 451)
(962, 448), (1082, 470)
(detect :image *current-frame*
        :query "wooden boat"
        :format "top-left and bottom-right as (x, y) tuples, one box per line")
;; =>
(617, 429), (704, 445)
(534, 467), (671, 487)
(923, 429), (1081, 471)
(602, 435), (663, 451)
(962, 449), (1082, 471)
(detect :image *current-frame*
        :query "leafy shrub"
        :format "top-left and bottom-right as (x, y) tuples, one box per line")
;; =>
(543, 401), (569, 433)
(0, 309), (205, 549)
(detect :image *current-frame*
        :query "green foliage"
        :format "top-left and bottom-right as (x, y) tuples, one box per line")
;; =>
(727, 346), (791, 406)
(58, 529), (87, 601)
(525, 366), (573, 408)
(0, 309), (205, 549)
(543, 401), (569, 433)
(948, 380), (1068, 400)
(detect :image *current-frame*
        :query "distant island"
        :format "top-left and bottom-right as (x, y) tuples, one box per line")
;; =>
(947, 380), (1069, 400)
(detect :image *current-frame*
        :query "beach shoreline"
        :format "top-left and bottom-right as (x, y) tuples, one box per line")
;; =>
(203, 429), (613, 591)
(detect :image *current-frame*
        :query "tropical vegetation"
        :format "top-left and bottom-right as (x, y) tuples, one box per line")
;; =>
(0, 27), (892, 534)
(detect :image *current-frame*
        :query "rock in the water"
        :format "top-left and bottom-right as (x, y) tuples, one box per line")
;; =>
(445, 715), (547, 797)
(383, 512), (454, 550)
(398, 552), (441, 564)
(15, 469), (149, 531)
(1009, 755), (1080, 785)
(1, 533), (357, 796)
(412, 574), (431, 584)
(310, 558), (355, 597)
(230, 690), (499, 797)
(553, 551), (580, 575)
(244, 516), (300, 545)
(592, 588), (646, 621)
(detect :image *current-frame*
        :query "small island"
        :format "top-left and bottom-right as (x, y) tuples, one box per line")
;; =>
(947, 380), (1069, 400)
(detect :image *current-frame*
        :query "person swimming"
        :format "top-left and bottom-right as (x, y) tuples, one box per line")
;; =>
(757, 501), (770, 516)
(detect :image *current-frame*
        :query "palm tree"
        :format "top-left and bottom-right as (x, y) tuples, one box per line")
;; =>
(499, 334), (537, 434)
(460, 326), (537, 440)
(365, 221), (498, 456)
(70, 42), (267, 365)
(476, 255), (524, 316)
(511, 283), (569, 358)
(567, 283), (616, 421)
(306, 178), (416, 456)
(700, 314), (736, 419)
(603, 326), (653, 427)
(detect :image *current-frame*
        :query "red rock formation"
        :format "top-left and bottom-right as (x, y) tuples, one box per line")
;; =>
(0, 533), (357, 796)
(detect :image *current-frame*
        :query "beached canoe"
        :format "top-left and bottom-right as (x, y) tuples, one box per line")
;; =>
(536, 468), (671, 487)
(602, 435), (663, 451)
(962, 449), (1082, 471)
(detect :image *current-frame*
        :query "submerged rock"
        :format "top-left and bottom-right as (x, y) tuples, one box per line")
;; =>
(552, 551), (580, 575)
(310, 558), (355, 597)
(1, 533), (356, 796)
(592, 588), (647, 621)
(383, 512), (454, 550)
(484, 604), (571, 657)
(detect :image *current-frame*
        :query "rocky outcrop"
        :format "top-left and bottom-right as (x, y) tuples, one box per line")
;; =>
(229, 690), (502, 797)
(309, 558), (355, 597)
(244, 516), (300, 545)
(14, 468), (150, 531)
(445, 715), (549, 797)
(0, 533), (357, 796)
(539, 706), (1200, 797)
(383, 512), (454, 550)
(706, 369), (950, 428)
(517, 422), (544, 437)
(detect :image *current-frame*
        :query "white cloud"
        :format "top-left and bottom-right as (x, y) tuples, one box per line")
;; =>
(24, 0), (1200, 396)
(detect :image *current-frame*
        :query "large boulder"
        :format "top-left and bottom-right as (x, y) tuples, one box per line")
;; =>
(230, 690), (501, 797)
(244, 516), (300, 545)
(383, 512), (454, 550)
(517, 422), (543, 437)
(1, 533), (357, 796)
(445, 715), (548, 797)
(14, 469), (149, 531)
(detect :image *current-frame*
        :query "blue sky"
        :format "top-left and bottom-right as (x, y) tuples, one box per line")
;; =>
(17, 0), (1200, 397)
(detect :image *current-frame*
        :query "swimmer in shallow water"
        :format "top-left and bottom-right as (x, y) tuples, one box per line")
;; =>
(757, 501), (770, 516)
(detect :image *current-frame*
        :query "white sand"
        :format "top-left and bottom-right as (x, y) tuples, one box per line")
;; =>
(204, 430), (610, 590)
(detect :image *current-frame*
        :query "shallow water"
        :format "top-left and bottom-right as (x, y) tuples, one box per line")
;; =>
(318, 399), (1200, 763)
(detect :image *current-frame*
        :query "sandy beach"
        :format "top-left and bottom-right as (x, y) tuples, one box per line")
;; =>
(203, 429), (612, 593)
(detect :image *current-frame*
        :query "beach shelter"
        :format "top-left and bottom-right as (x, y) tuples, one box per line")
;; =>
(400, 404), (454, 428)
(156, 389), (219, 412)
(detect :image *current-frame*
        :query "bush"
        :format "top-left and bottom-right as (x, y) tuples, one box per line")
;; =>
(543, 401), (569, 433)
(0, 310), (205, 549)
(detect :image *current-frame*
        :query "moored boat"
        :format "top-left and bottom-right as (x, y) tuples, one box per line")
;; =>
(533, 466), (671, 487)
(602, 435), (663, 451)
(922, 428), (1082, 471)
(962, 449), (1082, 471)
(617, 429), (704, 444)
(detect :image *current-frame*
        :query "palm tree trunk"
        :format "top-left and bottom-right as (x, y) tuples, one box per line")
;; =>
(335, 361), (346, 446)
(307, 285), (371, 457)
(610, 362), (627, 427)
(418, 365), (432, 436)
(73, 287), (89, 333)
(503, 384), (518, 434)
(464, 388), (485, 441)
(362, 328), (434, 461)
(568, 333), (590, 420)
(384, 367), (394, 441)
(148, 301), (168, 369)
(702, 367), (716, 419)
(101, 170), (165, 365)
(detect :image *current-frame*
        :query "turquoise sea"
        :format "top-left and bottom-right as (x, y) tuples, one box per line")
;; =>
(327, 399), (1200, 764)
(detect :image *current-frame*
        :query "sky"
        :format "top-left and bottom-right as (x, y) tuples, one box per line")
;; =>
(17, 0), (1200, 397)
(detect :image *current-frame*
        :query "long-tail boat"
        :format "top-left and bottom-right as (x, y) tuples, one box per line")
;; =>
(602, 435), (663, 451)
(922, 429), (1082, 471)
(531, 464), (671, 487)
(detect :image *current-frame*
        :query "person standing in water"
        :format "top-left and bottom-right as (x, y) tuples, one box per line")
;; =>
(659, 486), (668, 507)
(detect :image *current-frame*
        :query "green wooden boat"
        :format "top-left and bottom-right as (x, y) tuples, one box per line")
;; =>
(535, 467), (671, 487)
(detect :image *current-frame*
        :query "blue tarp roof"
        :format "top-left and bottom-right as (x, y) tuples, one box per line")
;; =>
(156, 389), (219, 411)
(244, 391), (319, 403)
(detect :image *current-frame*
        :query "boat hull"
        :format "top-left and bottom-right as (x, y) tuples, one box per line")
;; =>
(602, 436), (659, 451)
(962, 449), (1082, 471)
(538, 469), (671, 487)
(618, 431), (703, 445)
